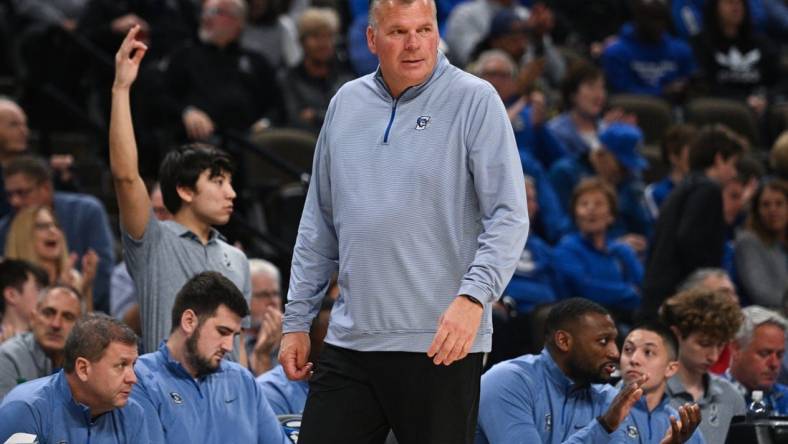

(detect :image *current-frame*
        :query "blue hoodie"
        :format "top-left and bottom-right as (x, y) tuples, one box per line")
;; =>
(476, 349), (618, 444)
(601, 23), (696, 96)
(504, 233), (558, 313)
(552, 233), (643, 311)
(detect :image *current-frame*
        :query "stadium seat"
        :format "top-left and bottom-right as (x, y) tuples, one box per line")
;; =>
(686, 97), (761, 148)
(607, 94), (673, 146)
(244, 128), (317, 191)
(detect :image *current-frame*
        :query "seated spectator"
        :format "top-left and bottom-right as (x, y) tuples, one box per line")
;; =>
(279, 7), (353, 134)
(445, 0), (530, 68)
(677, 267), (740, 374)
(618, 322), (703, 444)
(552, 178), (644, 317)
(0, 260), (46, 343)
(471, 50), (571, 242)
(110, 182), (171, 335)
(549, 122), (652, 245)
(734, 180), (788, 308)
(660, 288), (745, 443)
(0, 286), (82, 400)
(641, 125), (745, 318)
(131, 272), (289, 443)
(601, 0), (696, 101)
(5, 206), (97, 311)
(0, 313), (147, 443)
(645, 124), (697, 218)
(246, 258), (283, 376)
(503, 176), (558, 314)
(470, 8), (566, 87)
(726, 306), (788, 415)
(476, 297), (699, 443)
(241, 0), (301, 69)
(0, 156), (114, 312)
(163, 0), (284, 142)
(257, 296), (333, 415)
(691, 0), (779, 117)
(471, 49), (567, 169)
(547, 62), (635, 158)
(771, 131), (788, 181)
(0, 98), (30, 217)
(670, 0), (767, 40)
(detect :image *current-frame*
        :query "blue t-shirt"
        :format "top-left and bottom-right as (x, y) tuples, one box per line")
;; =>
(0, 370), (149, 444)
(613, 395), (705, 443)
(131, 343), (289, 444)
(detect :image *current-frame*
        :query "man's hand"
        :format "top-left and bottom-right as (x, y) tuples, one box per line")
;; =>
(427, 295), (483, 366)
(279, 332), (313, 381)
(113, 25), (148, 91)
(660, 403), (701, 444)
(250, 307), (283, 375)
(600, 374), (647, 432)
(183, 107), (215, 141)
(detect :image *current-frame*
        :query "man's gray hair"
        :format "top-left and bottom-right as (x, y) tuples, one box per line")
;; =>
(368, 0), (437, 29)
(677, 268), (729, 292)
(735, 305), (788, 347)
(467, 49), (517, 78)
(37, 285), (85, 314)
(249, 258), (281, 286)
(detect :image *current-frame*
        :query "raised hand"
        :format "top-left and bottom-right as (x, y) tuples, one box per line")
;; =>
(600, 374), (647, 432)
(113, 25), (148, 91)
(660, 403), (702, 444)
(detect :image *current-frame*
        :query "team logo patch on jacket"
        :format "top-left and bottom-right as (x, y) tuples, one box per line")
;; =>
(627, 425), (639, 439)
(415, 116), (431, 130)
(170, 392), (184, 404)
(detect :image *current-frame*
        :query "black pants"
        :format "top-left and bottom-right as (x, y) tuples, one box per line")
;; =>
(298, 344), (484, 444)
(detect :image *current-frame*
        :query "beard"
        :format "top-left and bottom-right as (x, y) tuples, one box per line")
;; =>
(566, 352), (613, 385)
(185, 327), (221, 378)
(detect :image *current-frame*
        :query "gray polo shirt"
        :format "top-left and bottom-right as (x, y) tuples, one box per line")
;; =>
(666, 373), (745, 444)
(0, 332), (53, 400)
(123, 215), (251, 354)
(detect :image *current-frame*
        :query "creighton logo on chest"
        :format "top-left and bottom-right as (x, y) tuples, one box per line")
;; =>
(415, 115), (431, 130)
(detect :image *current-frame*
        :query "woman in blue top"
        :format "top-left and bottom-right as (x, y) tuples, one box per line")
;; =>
(553, 178), (644, 318)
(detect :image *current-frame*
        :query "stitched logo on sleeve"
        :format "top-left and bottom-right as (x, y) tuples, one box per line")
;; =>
(415, 116), (431, 130)
(170, 392), (184, 404)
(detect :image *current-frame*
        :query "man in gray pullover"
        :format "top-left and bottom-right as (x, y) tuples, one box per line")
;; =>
(279, 0), (529, 442)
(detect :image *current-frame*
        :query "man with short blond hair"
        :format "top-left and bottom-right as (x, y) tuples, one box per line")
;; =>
(280, 0), (529, 442)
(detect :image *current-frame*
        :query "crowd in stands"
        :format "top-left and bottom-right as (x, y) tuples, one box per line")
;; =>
(0, 0), (785, 442)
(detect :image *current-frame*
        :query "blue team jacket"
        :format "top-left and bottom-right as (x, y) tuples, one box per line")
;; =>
(256, 365), (309, 415)
(131, 343), (289, 444)
(612, 396), (705, 443)
(476, 349), (618, 444)
(0, 370), (149, 444)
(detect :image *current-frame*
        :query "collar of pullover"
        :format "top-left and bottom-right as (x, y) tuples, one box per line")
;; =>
(373, 51), (450, 103)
